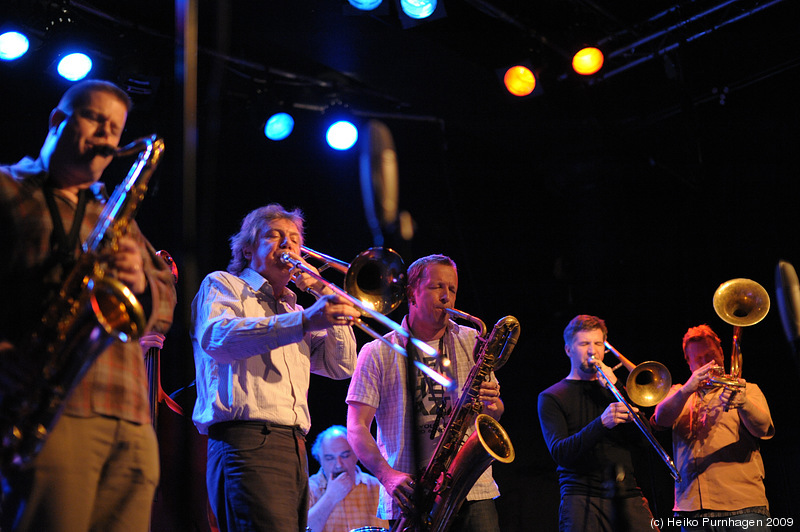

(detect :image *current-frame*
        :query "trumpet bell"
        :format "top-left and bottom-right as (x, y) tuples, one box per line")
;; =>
(713, 278), (770, 327)
(626, 361), (672, 407)
(344, 247), (407, 315)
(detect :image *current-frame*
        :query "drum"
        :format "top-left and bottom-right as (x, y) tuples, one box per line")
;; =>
(349, 528), (389, 532)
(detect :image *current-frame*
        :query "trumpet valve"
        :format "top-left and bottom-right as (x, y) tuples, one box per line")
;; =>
(704, 366), (744, 389)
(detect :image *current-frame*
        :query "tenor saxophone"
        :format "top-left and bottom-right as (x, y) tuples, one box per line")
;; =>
(392, 312), (520, 532)
(0, 135), (165, 474)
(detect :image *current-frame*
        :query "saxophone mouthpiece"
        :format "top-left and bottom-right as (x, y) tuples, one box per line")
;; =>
(92, 144), (117, 157)
(112, 134), (159, 158)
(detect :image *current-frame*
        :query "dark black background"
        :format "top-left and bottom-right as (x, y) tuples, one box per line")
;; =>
(2, 1), (799, 530)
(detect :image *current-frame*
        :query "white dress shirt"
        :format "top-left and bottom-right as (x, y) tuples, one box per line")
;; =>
(192, 267), (356, 434)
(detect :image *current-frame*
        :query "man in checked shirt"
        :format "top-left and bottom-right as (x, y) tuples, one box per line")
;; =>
(307, 425), (389, 532)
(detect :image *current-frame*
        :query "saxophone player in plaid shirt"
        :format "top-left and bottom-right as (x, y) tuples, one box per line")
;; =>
(346, 254), (504, 532)
(0, 79), (176, 532)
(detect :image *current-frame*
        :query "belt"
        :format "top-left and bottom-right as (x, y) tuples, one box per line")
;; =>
(208, 420), (305, 440)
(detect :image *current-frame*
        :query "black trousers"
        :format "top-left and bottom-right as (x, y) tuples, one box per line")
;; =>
(559, 494), (657, 532)
(207, 421), (309, 532)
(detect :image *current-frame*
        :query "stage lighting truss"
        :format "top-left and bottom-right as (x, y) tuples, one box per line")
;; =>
(0, 4), (165, 99)
(0, 2), (107, 81)
(476, 0), (792, 88)
(577, 0), (791, 83)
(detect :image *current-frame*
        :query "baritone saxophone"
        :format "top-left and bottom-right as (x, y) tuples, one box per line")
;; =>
(392, 311), (519, 532)
(0, 135), (165, 474)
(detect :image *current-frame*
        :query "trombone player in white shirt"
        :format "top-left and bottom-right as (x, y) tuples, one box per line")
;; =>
(191, 203), (360, 532)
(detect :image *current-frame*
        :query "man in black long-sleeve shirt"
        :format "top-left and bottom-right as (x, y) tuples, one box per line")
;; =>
(537, 314), (659, 532)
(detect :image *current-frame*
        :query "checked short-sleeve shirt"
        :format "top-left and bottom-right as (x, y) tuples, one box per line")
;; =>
(308, 466), (389, 532)
(346, 316), (500, 520)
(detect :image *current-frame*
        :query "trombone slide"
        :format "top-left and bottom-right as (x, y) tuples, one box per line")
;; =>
(591, 357), (681, 482)
(604, 341), (636, 372)
(280, 252), (455, 391)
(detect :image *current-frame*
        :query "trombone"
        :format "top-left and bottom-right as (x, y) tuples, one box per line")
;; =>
(591, 342), (681, 482)
(281, 246), (454, 390)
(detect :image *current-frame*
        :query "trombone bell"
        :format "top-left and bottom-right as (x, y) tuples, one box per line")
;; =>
(344, 248), (406, 315)
(626, 361), (672, 407)
(288, 246), (454, 390)
(605, 341), (673, 407)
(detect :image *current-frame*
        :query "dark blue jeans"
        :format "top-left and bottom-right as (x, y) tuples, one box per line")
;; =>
(207, 421), (309, 532)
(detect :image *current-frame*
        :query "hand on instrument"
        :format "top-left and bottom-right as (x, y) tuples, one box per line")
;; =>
(479, 381), (502, 414)
(139, 331), (165, 353)
(383, 470), (416, 515)
(684, 360), (719, 394)
(325, 471), (356, 504)
(720, 379), (747, 409)
(591, 358), (618, 386)
(283, 251), (328, 295)
(302, 294), (361, 332)
(602, 401), (637, 428)
(104, 236), (147, 294)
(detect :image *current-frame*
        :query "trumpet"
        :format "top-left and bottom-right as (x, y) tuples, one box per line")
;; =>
(710, 278), (770, 389)
(592, 342), (680, 482)
(281, 246), (454, 390)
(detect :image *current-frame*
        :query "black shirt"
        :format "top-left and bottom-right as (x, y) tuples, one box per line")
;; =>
(538, 378), (647, 499)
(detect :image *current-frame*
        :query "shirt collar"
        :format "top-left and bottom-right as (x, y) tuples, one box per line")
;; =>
(9, 156), (45, 179)
(396, 315), (458, 345)
(240, 267), (297, 305)
(9, 156), (107, 202)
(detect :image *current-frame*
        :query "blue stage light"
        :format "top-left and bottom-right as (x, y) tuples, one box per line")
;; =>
(326, 120), (358, 151)
(348, 0), (383, 10)
(0, 31), (30, 61)
(264, 112), (295, 141)
(57, 52), (92, 81)
(400, 0), (437, 19)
